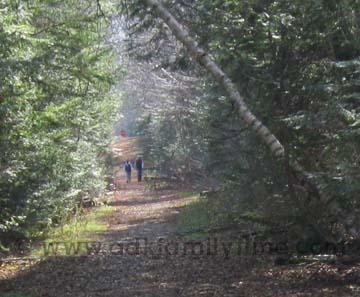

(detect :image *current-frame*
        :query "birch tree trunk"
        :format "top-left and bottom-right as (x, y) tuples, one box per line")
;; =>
(143, 0), (360, 240)
(144, 0), (285, 158)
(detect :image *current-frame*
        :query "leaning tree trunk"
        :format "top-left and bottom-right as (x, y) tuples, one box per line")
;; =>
(144, 0), (284, 158)
(143, 0), (360, 240)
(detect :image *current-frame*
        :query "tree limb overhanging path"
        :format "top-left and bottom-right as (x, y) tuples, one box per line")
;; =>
(142, 0), (360, 239)
(144, 0), (285, 158)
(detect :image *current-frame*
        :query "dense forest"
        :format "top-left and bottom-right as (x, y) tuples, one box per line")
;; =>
(1, 1), (360, 296)
(120, 0), (360, 247)
(0, 0), (121, 246)
(1, 0), (359, 252)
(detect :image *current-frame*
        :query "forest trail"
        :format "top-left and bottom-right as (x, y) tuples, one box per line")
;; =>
(0, 137), (247, 297)
(104, 136), (189, 242)
(0, 137), (359, 297)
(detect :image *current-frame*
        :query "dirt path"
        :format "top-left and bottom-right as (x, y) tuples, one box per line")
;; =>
(1, 137), (359, 296)
(0, 137), (249, 296)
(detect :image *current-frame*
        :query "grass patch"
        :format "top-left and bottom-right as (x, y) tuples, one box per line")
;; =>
(177, 194), (210, 240)
(31, 205), (114, 257)
(179, 191), (197, 199)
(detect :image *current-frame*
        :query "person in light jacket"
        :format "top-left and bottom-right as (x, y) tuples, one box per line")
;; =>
(124, 160), (132, 183)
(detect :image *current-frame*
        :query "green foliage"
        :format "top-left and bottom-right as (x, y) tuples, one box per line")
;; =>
(124, 0), (360, 242)
(0, 1), (121, 245)
(139, 96), (209, 178)
(183, 0), (360, 240)
(192, 0), (360, 241)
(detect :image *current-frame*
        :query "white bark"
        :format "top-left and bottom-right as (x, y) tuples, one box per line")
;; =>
(143, 0), (360, 240)
(144, 0), (285, 158)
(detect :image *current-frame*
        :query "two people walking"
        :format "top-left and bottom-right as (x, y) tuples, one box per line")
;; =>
(124, 157), (143, 183)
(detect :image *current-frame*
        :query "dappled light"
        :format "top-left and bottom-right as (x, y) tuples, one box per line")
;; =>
(1, 0), (360, 296)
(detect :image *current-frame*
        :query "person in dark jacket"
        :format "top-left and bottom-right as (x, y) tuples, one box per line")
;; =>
(135, 157), (144, 182)
(124, 160), (132, 183)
